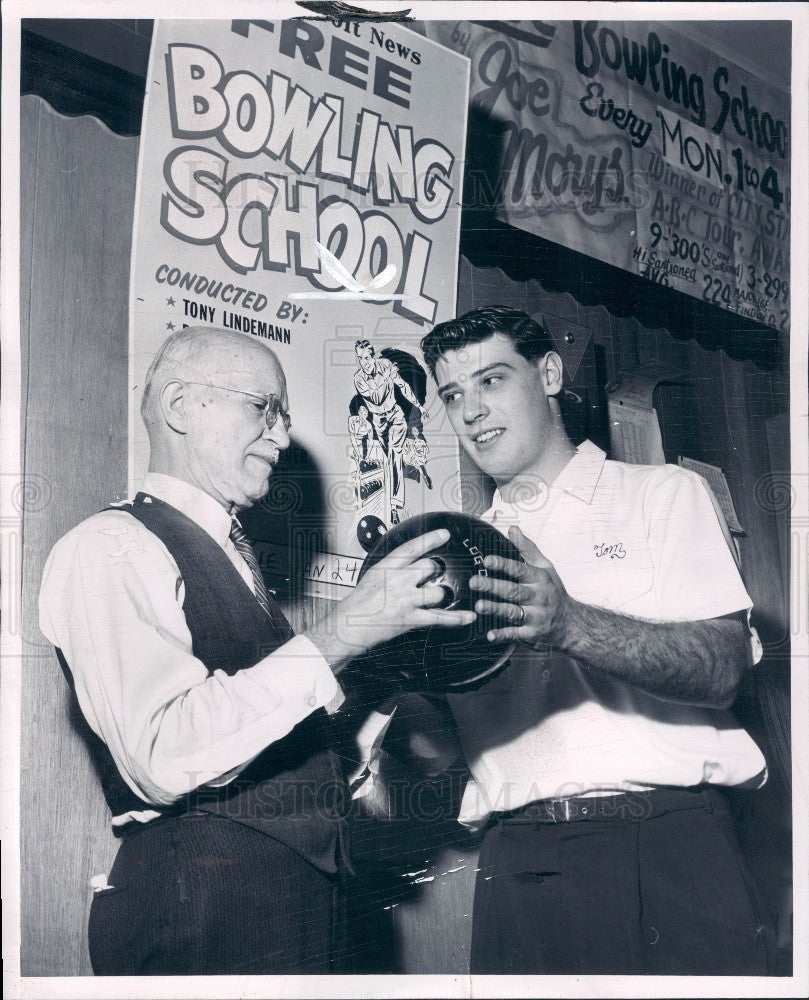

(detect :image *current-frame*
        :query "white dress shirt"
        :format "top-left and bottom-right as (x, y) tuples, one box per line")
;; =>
(39, 473), (341, 825)
(448, 442), (767, 827)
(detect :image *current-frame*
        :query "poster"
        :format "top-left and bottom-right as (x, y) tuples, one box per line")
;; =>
(130, 18), (469, 597)
(426, 19), (791, 333)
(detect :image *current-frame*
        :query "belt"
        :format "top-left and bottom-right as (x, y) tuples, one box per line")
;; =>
(497, 786), (720, 825)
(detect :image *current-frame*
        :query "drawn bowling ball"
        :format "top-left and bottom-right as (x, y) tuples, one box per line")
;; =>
(354, 511), (524, 692)
(357, 514), (387, 553)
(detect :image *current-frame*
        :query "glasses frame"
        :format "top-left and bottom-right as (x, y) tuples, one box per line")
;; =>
(184, 381), (292, 432)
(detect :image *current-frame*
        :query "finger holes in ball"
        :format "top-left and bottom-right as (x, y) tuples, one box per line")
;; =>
(425, 555), (446, 581)
(437, 583), (456, 610)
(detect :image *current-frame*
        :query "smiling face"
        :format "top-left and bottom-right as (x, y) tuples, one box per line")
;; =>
(183, 341), (291, 511)
(435, 334), (563, 488)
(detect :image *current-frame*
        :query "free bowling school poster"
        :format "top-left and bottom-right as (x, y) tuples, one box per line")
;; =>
(129, 19), (469, 598)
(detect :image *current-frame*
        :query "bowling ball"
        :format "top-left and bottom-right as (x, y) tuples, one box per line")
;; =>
(357, 514), (387, 553)
(354, 511), (524, 692)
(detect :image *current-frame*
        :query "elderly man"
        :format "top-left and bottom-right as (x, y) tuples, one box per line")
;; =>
(418, 305), (771, 975)
(39, 326), (473, 975)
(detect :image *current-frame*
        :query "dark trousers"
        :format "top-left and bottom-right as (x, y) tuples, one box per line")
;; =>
(470, 787), (772, 975)
(89, 814), (347, 975)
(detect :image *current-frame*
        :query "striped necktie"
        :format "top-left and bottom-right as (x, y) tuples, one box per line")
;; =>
(229, 517), (274, 618)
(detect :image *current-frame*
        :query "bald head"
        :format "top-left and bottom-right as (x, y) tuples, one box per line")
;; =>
(140, 327), (291, 510)
(141, 326), (284, 438)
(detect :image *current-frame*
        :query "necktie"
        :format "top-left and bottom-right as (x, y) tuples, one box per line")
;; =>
(229, 517), (275, 618)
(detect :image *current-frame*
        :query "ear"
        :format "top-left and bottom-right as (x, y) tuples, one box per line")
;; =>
(159, 379), (191, 434)
(539, 351), (564, 397)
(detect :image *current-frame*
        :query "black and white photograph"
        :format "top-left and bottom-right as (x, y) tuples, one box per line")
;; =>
(2, 1), (807, 997)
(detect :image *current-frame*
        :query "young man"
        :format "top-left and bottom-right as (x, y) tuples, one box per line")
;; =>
(420, 305), (770, 975)
(39, 326), (474, 975)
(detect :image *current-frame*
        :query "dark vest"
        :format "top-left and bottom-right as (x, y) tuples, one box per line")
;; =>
(56, 492), (348, 874)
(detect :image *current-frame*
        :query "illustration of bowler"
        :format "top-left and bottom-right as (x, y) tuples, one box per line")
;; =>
(353, 340), (427, 524)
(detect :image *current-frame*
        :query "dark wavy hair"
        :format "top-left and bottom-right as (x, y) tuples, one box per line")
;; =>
(420, 305), (555, 379)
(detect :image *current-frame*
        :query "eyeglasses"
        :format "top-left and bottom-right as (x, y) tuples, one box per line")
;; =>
(185, 381), (292, 432)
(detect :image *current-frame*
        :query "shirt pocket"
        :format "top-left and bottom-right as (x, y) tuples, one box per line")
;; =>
(565, 538), (656, 613)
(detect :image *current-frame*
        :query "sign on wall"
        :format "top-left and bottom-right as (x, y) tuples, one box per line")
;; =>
(426, 20), (790, 333)
(130, 18), (469, 597)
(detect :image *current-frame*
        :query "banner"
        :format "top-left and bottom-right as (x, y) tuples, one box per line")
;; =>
(130, 18), (469, 598)
(426, 20), (790, 332)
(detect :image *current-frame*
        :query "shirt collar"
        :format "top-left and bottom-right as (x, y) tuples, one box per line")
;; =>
(552, 440), (607, 504)
(487, 440), (607, 519)
(140, 473), (233, 550)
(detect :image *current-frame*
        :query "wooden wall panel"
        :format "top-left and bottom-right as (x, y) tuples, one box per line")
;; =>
(20, 95), (138, 975)
(719, 358), (788, 645)
(392, 842), (478, 973)
(593, 304), (788, 657)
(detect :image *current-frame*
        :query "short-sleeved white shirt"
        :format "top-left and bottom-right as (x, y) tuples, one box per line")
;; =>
(448, 441), (767, 827)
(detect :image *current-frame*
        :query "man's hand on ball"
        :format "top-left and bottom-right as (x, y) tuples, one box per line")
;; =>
(337, 528), (475, 648)
(469, 526), (571, 649)
(308, 528), (476, 672)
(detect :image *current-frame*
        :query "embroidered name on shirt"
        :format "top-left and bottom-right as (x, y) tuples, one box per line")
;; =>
(594, 542), (626, 560)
